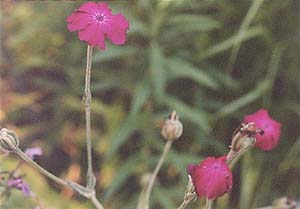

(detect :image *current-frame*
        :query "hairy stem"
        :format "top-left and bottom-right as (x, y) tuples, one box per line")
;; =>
(14, 148), (68, 187)
(84, 45), (95, 189)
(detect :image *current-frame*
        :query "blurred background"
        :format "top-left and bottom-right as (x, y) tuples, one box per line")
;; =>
(1, 0), (300, 209)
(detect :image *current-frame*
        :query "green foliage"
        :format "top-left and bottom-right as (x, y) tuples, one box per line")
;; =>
(1, 0), (300, 209)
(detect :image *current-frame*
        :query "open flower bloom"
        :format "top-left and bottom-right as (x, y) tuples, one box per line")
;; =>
(67, 1), (129, 49)
(187, 156), (233, 199)
(7, 177), (31, 196)
(244, 109), (281, 151)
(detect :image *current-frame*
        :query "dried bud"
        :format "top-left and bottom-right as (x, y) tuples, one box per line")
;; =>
(0, 128), (19, 152)
(272, 197), (296, 209)
(230, 122), (261, 152)
(161, 111), (183, 141)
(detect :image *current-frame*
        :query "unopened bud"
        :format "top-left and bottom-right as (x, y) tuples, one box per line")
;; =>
(161, 111), (183, 141)
(0, 128), (19, 152)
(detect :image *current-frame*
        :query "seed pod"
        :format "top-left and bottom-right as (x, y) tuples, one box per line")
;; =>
(0, 128), (19, 151)
(161, 111), (183, 141)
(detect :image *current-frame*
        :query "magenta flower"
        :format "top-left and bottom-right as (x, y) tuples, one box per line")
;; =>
(25, 147), (42, 160)
(7, 177), (31, 196)
(244, 109), (281, 151)
(67, 1), (129, 49)
(187, 156), (233, 199)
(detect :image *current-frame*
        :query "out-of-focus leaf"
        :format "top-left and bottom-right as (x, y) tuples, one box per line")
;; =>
(153, 187), (176, 209)
(104, 155), (141, 199)
(165, 57), (220, 90)
(92, 45), (138, 62)
(131, 81), (151, 115)
(214, 80), (270, 119)
(150, 41), (166, 100)
(167, 150), (202, 178)
(105, 81), (151, 157)
(198, 26), (265, 60)
(167, 14), (221, 33)
(163, 95), (211, 133)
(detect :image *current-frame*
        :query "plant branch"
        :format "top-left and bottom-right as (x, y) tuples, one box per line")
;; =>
(90, 193), (105, 209)
(14, 148), (68, 187)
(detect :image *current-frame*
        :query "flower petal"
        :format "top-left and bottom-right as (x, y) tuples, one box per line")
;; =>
(97, 2), (112, 15)
(77, 1), (99, 13)
(67, 11), (94, 32)
(78, 23), (105, 49)
(105, 14), (129, 45)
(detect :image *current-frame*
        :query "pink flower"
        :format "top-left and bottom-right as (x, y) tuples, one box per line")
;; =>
(244, 109), (281, 151)
(67, 2), (129, 49)
(7, 177), (31, 196)
(187, 156), (233, 199)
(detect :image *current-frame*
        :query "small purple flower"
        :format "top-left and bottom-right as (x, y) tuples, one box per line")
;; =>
(7, 177), (31, 196)
(25, 147), (42, 159)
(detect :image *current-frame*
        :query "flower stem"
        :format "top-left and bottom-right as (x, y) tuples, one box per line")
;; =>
(14, 148), (68, 187)
(137, 140), (173, 209)
(177, 199), (191, 209)
(176, 176), (197, 209)
(84, 45), (96, 189)
(90, 193), (105, 209)
(206, 199), (213, 209)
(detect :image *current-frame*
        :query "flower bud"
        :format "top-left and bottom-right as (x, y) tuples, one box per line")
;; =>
(230, 122), (263, 152)
(161, 111), (183, 141)
(0, 128), (19, 151)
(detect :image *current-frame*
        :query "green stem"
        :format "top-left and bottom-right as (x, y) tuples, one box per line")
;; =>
(14, 148), (68, 187)
(84, 45), (95, 189)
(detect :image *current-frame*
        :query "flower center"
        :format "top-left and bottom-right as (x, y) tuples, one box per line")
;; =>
(95, 13), (105, 22)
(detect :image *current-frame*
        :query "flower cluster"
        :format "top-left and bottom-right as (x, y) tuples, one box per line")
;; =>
(187, 109), (281, 200)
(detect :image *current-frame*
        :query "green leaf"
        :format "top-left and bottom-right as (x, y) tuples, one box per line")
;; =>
(198, 26), (265, 60)
(104, 155), (141, 199)
(167, 14), (221, 33)
(150, 41), (167, 100)
(92, 44), (137, 62)
(153, 187), (176, 209)
(105, 81), (151, 157)
(214, 80), (270, 119)
(165, 57), (220, 90)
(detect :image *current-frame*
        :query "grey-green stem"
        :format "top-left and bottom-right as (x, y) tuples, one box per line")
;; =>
(14, 148), (68, 187)
(84, 45), (96, 189)
(137, 140), (173, 209)
(206, 199), (213, 209)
